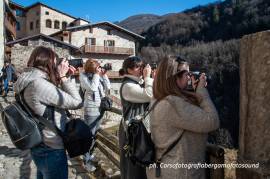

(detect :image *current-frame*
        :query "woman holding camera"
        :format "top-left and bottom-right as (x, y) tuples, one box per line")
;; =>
(118, 56), (153, 179)
(14, 46), (82, 179)
(146, 56), (219, 179)
(79, 58), (111, 171)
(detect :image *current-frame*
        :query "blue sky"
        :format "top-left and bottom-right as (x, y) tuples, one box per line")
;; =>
(13, 0), (220, 23)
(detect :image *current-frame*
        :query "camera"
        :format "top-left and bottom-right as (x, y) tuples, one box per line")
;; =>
(189, 71), (201, 81)
(186, 71), (210, 91)
(101, 63), (112, 71)
(68, 59), (83, 68)
(150, 63), (158, 70)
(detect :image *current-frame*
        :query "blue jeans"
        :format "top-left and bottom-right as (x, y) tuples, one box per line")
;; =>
(30, 145), (68, 179)
(3, 78), (9, 94)
(83, 114), (103, 162)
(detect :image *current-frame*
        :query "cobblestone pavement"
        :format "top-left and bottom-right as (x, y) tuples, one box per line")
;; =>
(0, 92), (114, 179)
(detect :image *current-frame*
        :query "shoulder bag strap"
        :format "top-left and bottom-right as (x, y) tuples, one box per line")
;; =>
(19, 81), (64, 138)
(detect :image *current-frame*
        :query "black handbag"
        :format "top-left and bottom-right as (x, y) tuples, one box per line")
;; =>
(100, 96), (113, 112)
(61, 118), (93, 158)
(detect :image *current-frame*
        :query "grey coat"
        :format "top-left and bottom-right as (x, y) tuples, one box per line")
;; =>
(146, 87), (219, 179)
(79, 72), (110, 116)
(14, 68), (82, 149)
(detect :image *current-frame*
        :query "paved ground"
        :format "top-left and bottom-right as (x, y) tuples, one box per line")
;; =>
(0, 92), (120, 179)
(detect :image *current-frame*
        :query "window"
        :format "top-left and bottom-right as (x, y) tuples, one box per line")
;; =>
(89, 27), (93, 33)
(107, 29), (112, 35)
(30, 21), (33, 30)
(15, 9), (23, 16)
(54, 20), (60, 29)
(69, 22), (74, 27)
(85, 38), (96, 45)
(62, 21), (67, 29)
(16, 22), (20, 31)
(104, 40), (115, 47)
(36, 20), (40, 28)
(46, 19), (52, 28)
(45, 11), (49, 15)
(36, 11), (39, 16)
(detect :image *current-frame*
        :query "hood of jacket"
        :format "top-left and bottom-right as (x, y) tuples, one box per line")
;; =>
(14, 67), (49, 94)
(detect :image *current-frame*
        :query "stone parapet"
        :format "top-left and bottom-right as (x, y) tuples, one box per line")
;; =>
(238, 30), (270, 178)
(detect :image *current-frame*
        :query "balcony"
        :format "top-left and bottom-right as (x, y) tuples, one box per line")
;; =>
(83, 45), (134, 55)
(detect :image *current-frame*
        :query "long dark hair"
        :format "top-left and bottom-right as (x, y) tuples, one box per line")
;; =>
(27, 46), (59, 85)
(119, 56), (142, 76)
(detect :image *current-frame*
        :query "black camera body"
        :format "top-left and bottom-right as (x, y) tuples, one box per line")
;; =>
(101, 63), (112, 71)
(186, 71), (210, 91)
(190, 71), (201, 81)
(150, 63), (157, 70)
(68, 59), (83, 68)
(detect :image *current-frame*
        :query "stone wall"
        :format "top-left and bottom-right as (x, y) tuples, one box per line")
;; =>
(10, 39), (71, 73)
(237, 30), (270, 178)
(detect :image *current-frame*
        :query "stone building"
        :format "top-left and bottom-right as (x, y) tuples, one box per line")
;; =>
(6, 34), (81, 73)
(9, 2), (89, 39)
(7, 1), (144, 98)
(51, 21), (144, 71)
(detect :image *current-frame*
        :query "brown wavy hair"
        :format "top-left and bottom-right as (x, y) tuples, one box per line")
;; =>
(84, 58), (100, 73)
(27, 46), (59, 85)
(153, 55), (202, 106)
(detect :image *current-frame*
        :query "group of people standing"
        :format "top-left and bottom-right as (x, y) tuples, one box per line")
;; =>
(118, 56), (219, 179)
(13, 46), (110, 178)
(12, 46), (219, 179)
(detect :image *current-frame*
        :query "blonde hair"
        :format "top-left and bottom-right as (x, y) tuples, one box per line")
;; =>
(84, 58), (100, 73)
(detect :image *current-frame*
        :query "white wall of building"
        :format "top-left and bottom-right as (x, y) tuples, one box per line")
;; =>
(0, 0), (5, 68)
(70, 25), (136, 52)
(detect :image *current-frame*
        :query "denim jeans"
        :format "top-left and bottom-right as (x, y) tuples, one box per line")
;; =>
(30, 144), (68, 179)
(83, 114), (102, 162)
(3, 78), (9, 94)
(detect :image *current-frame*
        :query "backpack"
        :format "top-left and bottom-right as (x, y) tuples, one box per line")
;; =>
(1, 92), (44, 150)
(124, 100), (185, 177)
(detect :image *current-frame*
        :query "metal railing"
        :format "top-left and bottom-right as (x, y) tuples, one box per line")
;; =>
(83, 45), (134, 55)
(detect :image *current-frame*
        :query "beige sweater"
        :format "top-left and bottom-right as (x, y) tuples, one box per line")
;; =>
(146, 87), (219, 179)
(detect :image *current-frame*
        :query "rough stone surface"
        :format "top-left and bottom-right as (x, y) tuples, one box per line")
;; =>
(10, 41), (71, 73)
(238, 30), (270, 178)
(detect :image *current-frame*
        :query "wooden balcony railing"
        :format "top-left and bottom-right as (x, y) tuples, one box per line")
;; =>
(83, 45), (134, 55)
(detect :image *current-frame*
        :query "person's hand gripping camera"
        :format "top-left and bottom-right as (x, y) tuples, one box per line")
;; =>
(142, 64), (152, 78)
(190, 73), (207, 90)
